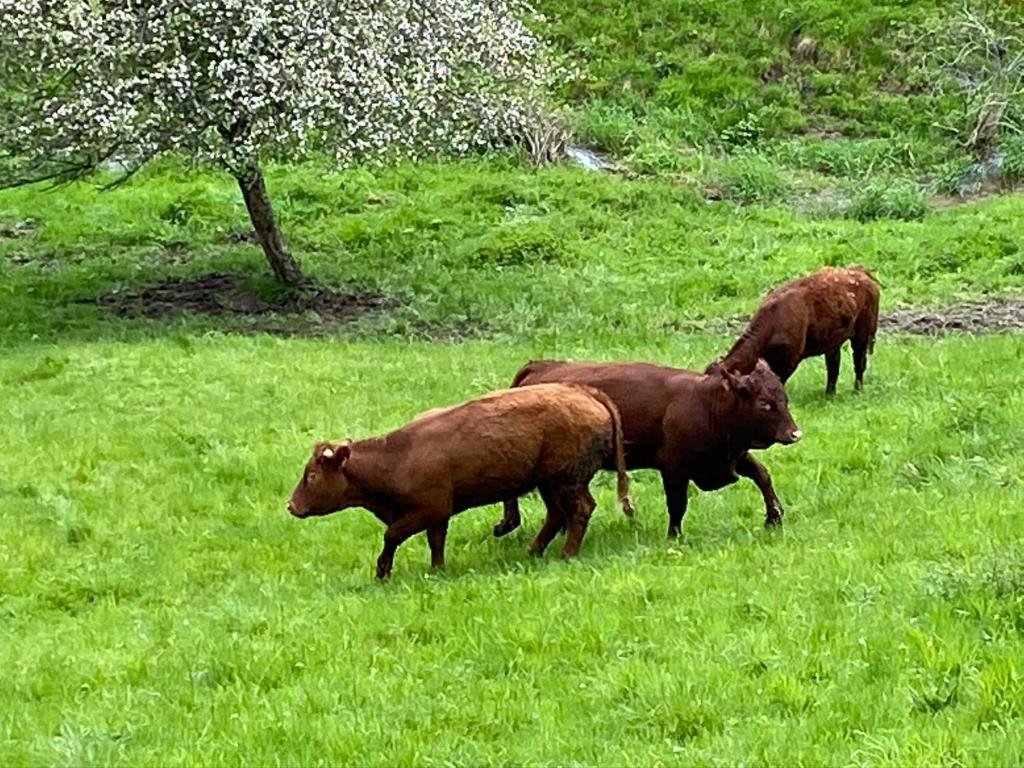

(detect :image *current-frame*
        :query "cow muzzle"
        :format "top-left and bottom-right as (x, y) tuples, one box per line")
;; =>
(773, 427), (802, 445)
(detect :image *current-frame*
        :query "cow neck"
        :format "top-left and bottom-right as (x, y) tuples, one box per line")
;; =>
(342, 438), (398, 524)
(705, 378), (748, 456)
(722, 322), (766, 375)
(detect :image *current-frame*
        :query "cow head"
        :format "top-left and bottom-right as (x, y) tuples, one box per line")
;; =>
(287, 439), (354, 518)
(714, 358), (802, 449)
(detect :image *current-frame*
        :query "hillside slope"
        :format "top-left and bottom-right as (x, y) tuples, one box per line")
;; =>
(541, 0), (947, 142)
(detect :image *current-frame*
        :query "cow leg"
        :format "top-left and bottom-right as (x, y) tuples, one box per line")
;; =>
(529, 486), (568, 556)
(824, 348), (841, 396)
(735, 452), (783, 526)
(661, 472), (690, 538)
(560, 488), (596, 559)
(376, 513), (435, 579)
(426, 519), (450, 569)
(852, 339), (868, 392)
(493, 497), (522, 538)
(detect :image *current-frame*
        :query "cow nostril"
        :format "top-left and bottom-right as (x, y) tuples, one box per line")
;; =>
(791, 429), (803, 442)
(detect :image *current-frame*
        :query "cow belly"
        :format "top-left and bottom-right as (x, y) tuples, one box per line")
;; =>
(689, 463), (740, 492)
(452, 480), (536, 513)
(447, 433), (605, 512)
(607, 442), (658, 471)
(805, 309), (857, 355)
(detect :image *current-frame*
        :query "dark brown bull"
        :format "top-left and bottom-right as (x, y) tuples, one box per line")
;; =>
(495, 359), (801, 539)
(718, 266), (881, 395)
(288, 383), (633, 578)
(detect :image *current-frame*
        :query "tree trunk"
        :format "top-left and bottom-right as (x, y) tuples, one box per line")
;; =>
(235, 165), (306, 285)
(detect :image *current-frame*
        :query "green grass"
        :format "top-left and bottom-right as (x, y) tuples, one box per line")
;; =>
(540, 0), (1023, 205)
(2, 329), (1024, 765)
(3, 156), (1024, 764)
(541, 0), (950, 142)
(3, 161), (1024, 351)
(4, 0), (1024, 761)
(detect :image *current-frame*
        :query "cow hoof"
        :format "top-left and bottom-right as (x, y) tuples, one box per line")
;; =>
(667, 527), (681, 539)
(493, 520), (519, 538)
(765, 516), (783, 528)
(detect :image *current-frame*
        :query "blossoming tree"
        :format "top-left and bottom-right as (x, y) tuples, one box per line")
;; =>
(0, 1), (558, 284)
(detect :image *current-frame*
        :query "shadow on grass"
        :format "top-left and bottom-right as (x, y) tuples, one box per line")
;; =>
(89, 271), (398, 335)
(325, 489), (793, 589)
(0, 249), (490, 348)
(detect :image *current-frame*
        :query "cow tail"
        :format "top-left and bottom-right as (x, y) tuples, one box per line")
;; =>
(588, 387), (634, 518)
(854, 264), (885, 289)
(852, 267), (881, 354)
(866, 289), (880, 354)
(511, 361), (539, 388)
(861, 276), (881, 355)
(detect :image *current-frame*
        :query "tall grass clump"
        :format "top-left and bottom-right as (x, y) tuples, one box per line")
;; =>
(707, 155), (790, 205)
(847, 179), (927, 222)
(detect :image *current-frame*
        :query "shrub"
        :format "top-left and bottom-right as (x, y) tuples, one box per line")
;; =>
(847, 180), (927, 222)
(707, 156), (789, 205)
(464, 221), (575, 268)
(999, 134), (1024, 187)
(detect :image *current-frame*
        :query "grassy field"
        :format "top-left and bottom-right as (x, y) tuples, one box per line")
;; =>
(543, 0), (950, 146)
(4, 0), (1024, 764)
(3, 159), (1024, 764)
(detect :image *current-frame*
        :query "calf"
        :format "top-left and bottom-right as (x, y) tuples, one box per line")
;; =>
(719, 266), (880, 395)
(495, 359), (800, 538)
(287, 383), (633, 579)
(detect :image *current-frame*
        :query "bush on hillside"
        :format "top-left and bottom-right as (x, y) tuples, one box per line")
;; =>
(999, 134), (1024, 186)
(706, 155), (790, 204)
(847, 180), (927, 222)
(464, 220), (577, 268)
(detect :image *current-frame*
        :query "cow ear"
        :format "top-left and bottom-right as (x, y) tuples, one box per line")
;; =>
(722, 367), (756, 397)
(754, 358), (773, 376)
(316, 439), (352, 469)
(720, 366), (745, 393)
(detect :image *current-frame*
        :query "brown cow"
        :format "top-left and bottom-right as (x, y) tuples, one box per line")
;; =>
(287, 383), (633, 579)
(719, 266), (880, 395)
(494, 358), (801, 539)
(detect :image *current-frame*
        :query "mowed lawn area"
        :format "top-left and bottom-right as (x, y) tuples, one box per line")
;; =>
(2, 163), (1024, 765)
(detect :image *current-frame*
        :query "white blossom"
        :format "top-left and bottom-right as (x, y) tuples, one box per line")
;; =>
(0, 0), (563, 182)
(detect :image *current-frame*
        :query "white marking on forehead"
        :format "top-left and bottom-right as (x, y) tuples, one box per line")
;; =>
(322, 448), (334, 459)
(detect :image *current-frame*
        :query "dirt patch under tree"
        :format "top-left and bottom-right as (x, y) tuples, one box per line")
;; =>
(94, 272), (398, 335)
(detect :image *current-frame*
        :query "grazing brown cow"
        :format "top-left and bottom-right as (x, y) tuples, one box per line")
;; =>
(719, 266), (880, 395)
(494, 358), (801, 539)
(287, 383), (633, 579)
